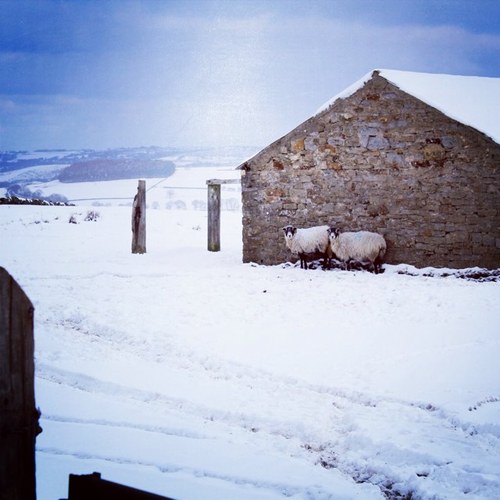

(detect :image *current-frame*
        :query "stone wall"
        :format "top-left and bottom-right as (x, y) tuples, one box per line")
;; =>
(241, 72), (500, 269)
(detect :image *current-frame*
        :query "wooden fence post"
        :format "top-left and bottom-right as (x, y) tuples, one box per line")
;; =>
(207, 181), (221, 252)
(0, 267), (41, 500)
(132, 180), (146, 254)
(206, 179), (240, 252)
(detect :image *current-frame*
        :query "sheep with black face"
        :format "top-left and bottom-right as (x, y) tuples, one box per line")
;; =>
(328, 227), (386, 273)
(282, 225), (331, 269)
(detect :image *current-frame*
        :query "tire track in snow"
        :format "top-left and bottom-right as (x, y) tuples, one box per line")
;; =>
(38, 309), (499, 438)
(41, 413), (210, 441)
(33, 276), (500, 498)
(27, 271), (187, 281)
(37, 360), (500, 499)
(37, 445), (344, 500)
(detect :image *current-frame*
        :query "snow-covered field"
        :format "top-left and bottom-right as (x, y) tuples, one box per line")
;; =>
(19, 165), (241, 210)
(1, 167), (500, 499)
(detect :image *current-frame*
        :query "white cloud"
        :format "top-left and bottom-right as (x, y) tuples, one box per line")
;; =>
(1, 3), (499, 149)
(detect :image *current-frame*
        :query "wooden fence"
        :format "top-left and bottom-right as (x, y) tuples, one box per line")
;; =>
(0, 267), (41, 500)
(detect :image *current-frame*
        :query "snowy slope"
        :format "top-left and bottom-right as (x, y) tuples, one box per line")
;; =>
(0, 146), (255, 205)
(1, 179), (499, 499)
(0, 163), (68, 184)
(317, 69), (500, 144)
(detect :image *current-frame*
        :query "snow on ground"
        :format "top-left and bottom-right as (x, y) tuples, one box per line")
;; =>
(1, 170), (499, 499)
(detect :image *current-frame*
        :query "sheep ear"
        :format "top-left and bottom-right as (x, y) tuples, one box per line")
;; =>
(292, 227), (297, 235)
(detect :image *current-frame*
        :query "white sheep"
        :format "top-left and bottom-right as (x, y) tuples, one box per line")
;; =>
(282, 224), (332, 269)
(328, 227), (386, 273)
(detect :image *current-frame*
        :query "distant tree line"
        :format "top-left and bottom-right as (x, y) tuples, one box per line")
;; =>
(59, 159), (175, 183)
(3, 184), (71, 205)
(0, 196), (73, 206)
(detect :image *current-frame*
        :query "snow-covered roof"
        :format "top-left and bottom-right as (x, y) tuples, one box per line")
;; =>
(317, 69), (500, 144)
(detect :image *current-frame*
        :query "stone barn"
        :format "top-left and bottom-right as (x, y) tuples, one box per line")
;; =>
(239, 69), (500, 269)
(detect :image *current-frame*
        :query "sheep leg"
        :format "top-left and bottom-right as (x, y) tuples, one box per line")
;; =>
(321, 255), (326, 270)
(299, 253), (307, 269)
(322, 252), (330, 270)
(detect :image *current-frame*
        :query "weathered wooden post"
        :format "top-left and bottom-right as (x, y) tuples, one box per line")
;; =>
(207, 180), (221, 252)
(132, 180), (146, 254)
(206, 179), (241, 252)
(0, 267), (41, 500)
(67, 472), (173, 499)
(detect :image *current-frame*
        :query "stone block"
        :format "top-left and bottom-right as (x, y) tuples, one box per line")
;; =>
(292, 138), (305, 152)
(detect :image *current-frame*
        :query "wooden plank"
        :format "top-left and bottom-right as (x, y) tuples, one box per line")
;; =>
(207, 183), (221, 252)
(206, 178), (240, 185)
(132, 180), (146, 254)
(68, 472), (173, 499)
(0, 267), (39, 500)
(0, 267), (11, 398)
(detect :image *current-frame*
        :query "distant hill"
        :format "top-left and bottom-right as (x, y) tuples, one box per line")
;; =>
(0, 146), (259, 190)
(59, 158), (175, 183)
(0, 145), (259, 207)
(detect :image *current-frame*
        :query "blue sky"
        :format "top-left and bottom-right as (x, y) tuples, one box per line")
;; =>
(1, 0), (499, 150)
